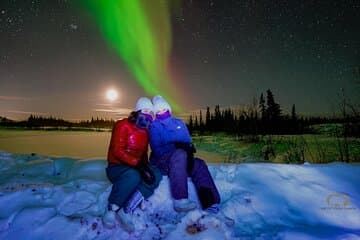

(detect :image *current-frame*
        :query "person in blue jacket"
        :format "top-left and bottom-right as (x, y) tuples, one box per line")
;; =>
(149, 95), (229, 217)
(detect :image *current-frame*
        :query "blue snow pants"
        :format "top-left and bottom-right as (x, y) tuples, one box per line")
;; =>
(150, 149), (220, 209)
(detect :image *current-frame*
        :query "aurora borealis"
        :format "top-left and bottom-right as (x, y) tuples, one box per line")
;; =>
(81, 0), (182, 112)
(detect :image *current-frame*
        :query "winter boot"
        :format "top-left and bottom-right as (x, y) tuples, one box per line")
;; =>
(206, 203), (220, 214)
(173, 198), (197, 212)
(124, 190), (144, 213)
(102, 203), (120, 229)
(116, 208), (135, 232)
(206, 204), (235, 227)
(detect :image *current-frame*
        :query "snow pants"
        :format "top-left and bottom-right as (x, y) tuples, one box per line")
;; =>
(106, 163), (162, 208)
(150, 149), (220, 209)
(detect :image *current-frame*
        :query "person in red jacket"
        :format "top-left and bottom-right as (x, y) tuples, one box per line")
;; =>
(103, 97), (162, 231)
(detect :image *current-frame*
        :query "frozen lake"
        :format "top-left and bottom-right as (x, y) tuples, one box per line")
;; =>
(0, 129), (111, 159)
(0, 130), (225, 162)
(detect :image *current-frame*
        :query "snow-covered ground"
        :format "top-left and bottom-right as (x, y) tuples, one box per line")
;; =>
(0, 151), (359, 240)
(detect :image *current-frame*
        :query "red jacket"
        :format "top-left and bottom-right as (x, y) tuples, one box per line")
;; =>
(107, 118), (148, 166)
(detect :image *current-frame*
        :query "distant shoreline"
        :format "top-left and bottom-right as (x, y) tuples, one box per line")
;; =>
(1, 128), (359, 164)
(0, 126), (111, 132)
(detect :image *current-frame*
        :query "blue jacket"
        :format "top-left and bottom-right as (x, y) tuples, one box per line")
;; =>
(149, 116), (192, 158)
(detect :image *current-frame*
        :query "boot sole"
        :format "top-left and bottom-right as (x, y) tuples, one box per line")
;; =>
(174, 205), (197, 212)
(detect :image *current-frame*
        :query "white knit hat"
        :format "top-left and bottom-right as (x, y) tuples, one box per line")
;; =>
(135, 97), (154, 112)
(152, 95), (172, 113)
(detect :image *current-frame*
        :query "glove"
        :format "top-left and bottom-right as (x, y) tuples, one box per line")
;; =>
(136, 163), (156, 185)
(174, 142), (196, 173)
(174, 142), (196, 154)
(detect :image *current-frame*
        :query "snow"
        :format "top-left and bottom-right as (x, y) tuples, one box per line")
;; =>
(0, 151), (359, 240)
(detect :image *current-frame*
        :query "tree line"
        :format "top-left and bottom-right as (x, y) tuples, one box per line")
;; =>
(0, 115), (115, 129)
(187, 89), (360, 136)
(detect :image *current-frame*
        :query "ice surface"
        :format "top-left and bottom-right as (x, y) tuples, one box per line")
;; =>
(0, 151), (359, 239)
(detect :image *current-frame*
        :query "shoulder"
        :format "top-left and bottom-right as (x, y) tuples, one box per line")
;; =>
(115, 118), (127, 126)
(173, 117), (187, 126)
(113, 118), (131, 130)
(173, 117), (185, 123)
(115, 118), (128, 124)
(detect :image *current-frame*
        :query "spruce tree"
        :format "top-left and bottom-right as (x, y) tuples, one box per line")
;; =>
(188, 115), (194, 132)
(194, 115), (199, 130)
(291, 104), (297, 120)
(259, 93), (266, 120)
(199, 110), (204, 133)
(214, 105), (221, 131)
(206, 106), (211, 130)
(189, 115), (193, 127)
(266, 89), (282, 120)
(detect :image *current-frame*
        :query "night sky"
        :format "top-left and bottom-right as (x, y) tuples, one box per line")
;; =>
(1, 0), (359, 120)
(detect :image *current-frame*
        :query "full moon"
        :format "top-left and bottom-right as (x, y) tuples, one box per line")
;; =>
(106, 89), (118, 102)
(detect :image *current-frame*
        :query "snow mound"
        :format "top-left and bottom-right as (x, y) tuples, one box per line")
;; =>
(0, 151), (359, 239)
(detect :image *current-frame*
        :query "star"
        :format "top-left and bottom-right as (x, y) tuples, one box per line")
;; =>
(70, 23), (78, 30)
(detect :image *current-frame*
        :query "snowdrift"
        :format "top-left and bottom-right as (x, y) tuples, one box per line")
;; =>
(0, 151), (359, 239)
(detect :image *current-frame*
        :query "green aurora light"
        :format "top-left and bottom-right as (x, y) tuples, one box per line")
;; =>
(81, 0), (182, 112)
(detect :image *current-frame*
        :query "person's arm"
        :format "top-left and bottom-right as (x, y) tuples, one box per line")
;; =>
(111, 122), (141, 167)
(171, 121), (196, 173)
(140, 147), (149, 164)
(149, 123), (164, 152)
(180, 120), (192, 142)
